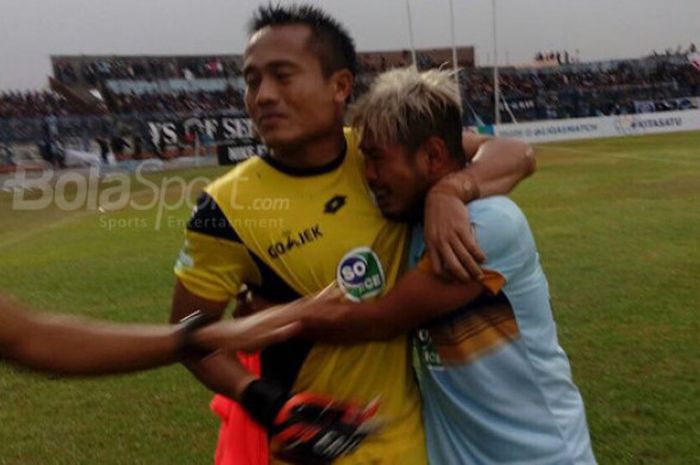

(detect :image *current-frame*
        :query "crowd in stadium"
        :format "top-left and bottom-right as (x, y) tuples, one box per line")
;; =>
(649, 42), (697, 57)
(462, 59), (700, 123)
(105, 86), (244, 114)
(54, 57), (241, 85)
(0, 91), (74, 119)
(359, 52), (413, 73)
(57, 53), (447, 85)
(0, 88), (244, 119)
(4, 53), (700, 124)
(534, 50), (580, 65)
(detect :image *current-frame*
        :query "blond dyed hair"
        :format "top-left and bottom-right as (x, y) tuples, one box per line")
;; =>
(350, 67), (464, 161)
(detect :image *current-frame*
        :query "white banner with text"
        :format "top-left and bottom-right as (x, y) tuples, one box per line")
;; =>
(493, 109), (700, 143)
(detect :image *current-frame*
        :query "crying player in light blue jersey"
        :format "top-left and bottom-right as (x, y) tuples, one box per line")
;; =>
(276, 66), (597, 465)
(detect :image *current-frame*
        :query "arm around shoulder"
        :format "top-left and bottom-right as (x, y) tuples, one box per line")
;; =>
(458, 132), (536, 201)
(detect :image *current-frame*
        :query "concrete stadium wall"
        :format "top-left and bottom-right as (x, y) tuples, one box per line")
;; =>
(492, 109), (700, 143)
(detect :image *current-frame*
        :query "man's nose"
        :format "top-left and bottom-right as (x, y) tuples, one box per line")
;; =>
(255, 77), (279, 106)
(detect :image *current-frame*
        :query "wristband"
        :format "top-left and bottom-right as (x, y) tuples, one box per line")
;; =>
(177, 310), (216, 360)
(240, 379), (290, 429)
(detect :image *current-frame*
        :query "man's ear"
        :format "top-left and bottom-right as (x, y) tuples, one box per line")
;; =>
(423, 136), (451, 179)
(331, 69), (354, 103)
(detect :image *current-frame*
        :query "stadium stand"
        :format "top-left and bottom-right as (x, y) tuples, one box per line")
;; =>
(52, 55), (242, 85)
(0, 91), (81, 118)
(104, 86), (244, 114)
(461, 55), (700, 124)
(1, 50), (698, 168)
(45, 50), (700, 126)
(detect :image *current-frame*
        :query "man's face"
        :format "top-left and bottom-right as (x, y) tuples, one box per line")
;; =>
(360, 132), (431, 221)
(243, 24), (342, 152)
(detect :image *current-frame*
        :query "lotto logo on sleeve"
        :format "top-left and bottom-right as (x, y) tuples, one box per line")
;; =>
(336, 247), (386, 302)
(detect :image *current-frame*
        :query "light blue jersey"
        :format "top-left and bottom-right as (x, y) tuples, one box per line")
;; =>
(410, 196), (596, 465)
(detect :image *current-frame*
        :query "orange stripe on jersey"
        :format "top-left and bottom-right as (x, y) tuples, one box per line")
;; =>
(427, 292), (519, 365)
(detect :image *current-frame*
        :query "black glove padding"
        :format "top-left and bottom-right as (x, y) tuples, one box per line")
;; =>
(240, 380), (381, 464)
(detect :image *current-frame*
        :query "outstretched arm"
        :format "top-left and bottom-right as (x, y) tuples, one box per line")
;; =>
(0, 294), (180, 376)
(0, 292), (298, 376)
(424, 133), (534, 281)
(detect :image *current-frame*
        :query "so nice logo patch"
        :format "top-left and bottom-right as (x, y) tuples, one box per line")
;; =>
(336, 247), (386, 302)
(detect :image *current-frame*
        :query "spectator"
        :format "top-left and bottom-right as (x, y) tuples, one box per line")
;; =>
(110, 135), (131, 162)
(38, 138), (65, 168)
(95, 136), (111, 164)
(132, 134), (144, 160)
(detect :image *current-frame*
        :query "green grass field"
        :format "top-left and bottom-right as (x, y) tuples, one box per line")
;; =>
(1, 131), (699, 464)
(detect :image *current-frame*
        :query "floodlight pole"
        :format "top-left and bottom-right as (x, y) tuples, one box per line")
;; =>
(492, 0), (501, 125)
(405, 0), (418, 69)
(448, 0), (463, 111)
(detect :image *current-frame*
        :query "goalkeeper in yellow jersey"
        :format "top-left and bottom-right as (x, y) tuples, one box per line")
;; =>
(170, 4), (534, 465)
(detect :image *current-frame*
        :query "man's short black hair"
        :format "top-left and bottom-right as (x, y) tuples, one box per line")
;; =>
(248, 3), (357, 77)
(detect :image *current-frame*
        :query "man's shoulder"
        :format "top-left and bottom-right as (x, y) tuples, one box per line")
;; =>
(468, 196), (526, 227)
(205, 156), (268, 199)
(468, 196), (534, 274)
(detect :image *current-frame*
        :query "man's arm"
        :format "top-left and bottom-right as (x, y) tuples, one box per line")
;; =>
(461, 133), (536, 196)
(0, 293), (299, 376)
(208, 266), (494, 344)
(305, 269), (488, 341)
(424, 133), (535, 281)
(0, 295), (180, 375)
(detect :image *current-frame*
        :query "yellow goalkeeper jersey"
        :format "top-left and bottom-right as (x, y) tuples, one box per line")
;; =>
(175, 128), (426, 465)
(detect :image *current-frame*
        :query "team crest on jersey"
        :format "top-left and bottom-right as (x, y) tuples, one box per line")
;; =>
(336, 247), (385, 302)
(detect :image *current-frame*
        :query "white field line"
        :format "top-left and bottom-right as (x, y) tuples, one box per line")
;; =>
(540, 144), (700, 167)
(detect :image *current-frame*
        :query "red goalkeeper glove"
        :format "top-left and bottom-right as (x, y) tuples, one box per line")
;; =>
(241, 379), (380, 464)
